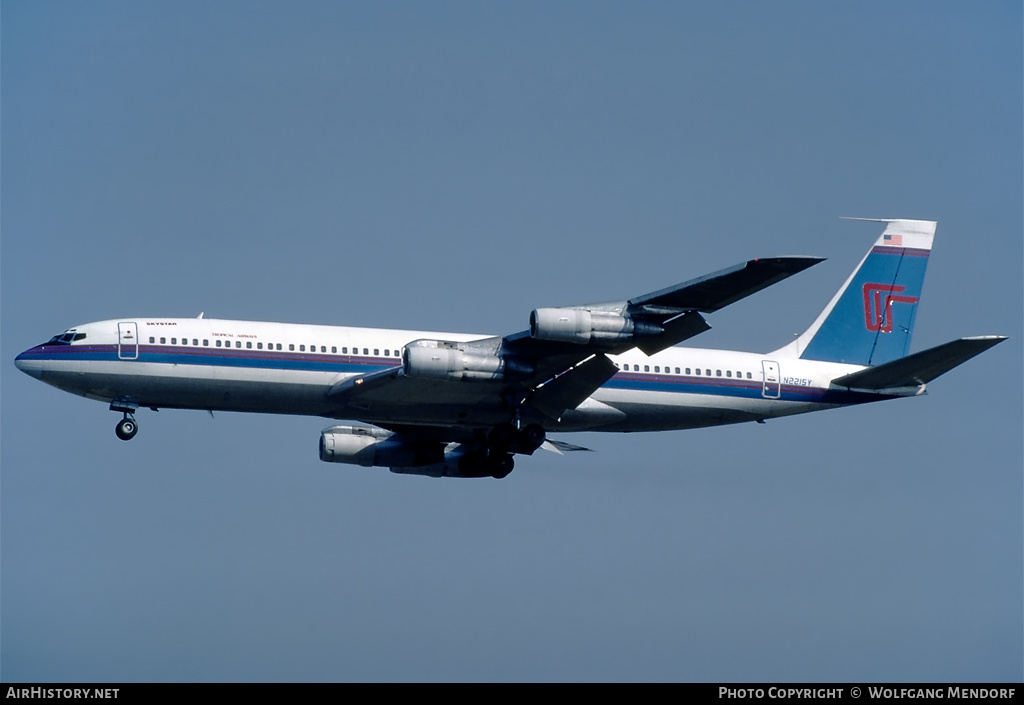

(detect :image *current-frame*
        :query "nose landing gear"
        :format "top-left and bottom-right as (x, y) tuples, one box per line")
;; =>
(115, 414), (138, 441)
(110, 401), (139, 441)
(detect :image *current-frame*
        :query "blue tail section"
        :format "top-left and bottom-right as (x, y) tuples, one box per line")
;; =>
(775, 219), (935, 366)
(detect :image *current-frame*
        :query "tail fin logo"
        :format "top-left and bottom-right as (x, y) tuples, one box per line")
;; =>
(863, 283), (919, 333)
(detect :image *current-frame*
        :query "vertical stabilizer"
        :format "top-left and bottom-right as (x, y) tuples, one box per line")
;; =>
(773, 219), (935, 366)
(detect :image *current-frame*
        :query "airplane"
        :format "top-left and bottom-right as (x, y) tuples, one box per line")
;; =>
(14, 218), (1005, 479)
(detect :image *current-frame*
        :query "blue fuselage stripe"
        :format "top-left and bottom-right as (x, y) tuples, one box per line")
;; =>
(18, 345), (887, 406)
(19, 344), (393, 374)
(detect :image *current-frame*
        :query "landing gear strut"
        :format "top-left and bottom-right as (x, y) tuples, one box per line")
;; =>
(488, 422), (546, 453)
(115, 414), (138, 441)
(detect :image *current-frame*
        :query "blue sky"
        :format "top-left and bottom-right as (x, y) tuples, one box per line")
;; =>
(2, 1), (1021, 682)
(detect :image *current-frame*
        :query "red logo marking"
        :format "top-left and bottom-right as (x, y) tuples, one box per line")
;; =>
(862, 283), (918, 332)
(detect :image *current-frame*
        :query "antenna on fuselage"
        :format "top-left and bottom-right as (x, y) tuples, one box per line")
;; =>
(197, 312), (204, 319)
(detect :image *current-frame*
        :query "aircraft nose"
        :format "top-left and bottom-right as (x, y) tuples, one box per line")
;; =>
(14, 349), (43, 379)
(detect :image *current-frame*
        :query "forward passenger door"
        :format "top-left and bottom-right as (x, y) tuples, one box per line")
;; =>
(117, 322), (139, 360)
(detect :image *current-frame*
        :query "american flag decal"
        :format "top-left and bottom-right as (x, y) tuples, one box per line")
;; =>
(883, 233), (903, 246)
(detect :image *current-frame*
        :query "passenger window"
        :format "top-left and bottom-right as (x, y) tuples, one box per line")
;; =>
(363, 348), (368, 355)
(332, 346), (337, 353)
(746, 372), (752, 379)
(374, 348), (379, 356)
(695, 368), (701, 375)
(384, 349), (390, 356)
(203, 340), (209, 346)
(149, 337), (155, 344)
(289, 344), (295, 351)
(300, 345), (305, 352)
(633, 365), (639, 371)
(160, 337), (166, 344)
(257, 343), (263, 349)
(654, 366), (660, 372)
(246, 342), (252, 349)
(685, 368), (691, 374)
(675, 367), (680, 374)
(216, 340), (222, 347)
(726, 370), (732, 377)
(706, 369), (711, 376)
(236, 341), (241, 348)
(193, 339), (198, 346)
(342, 347), (348, 354)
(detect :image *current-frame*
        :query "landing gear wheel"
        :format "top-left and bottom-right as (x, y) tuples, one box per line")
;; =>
(490, 453), (515, 480)
(115, 416), (138, 441)
(522, 424), (546, 449)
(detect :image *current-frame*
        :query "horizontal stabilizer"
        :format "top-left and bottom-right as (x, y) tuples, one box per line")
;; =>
(628, 256), (824, 314)
(830, 336), (1006, 390)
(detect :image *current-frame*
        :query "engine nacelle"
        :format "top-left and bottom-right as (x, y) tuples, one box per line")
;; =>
(389, 446), (469, 478)
(319, 427), (506, 479)
(389, 447), (507, 479)
(529, 308), (662, 345)
(402, 339), (531, 381)
(319, 425), (444, 468)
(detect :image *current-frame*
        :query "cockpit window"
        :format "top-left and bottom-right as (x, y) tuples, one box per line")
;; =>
(45, 331), (87, 345)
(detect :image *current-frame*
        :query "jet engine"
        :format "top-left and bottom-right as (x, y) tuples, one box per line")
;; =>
(318, 425), (514, 479)
(319, 425), (444, 468)
(529, 308), (662, 345)
(402, 339), (532, 382)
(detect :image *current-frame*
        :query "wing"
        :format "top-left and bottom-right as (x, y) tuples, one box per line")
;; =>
(327, 256), (823, 433)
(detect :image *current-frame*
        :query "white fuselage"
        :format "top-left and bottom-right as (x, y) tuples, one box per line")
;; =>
(15, 317), (897, 434)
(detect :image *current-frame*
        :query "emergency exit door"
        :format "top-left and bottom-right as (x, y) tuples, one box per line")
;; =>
(761, 360), (780, 399)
